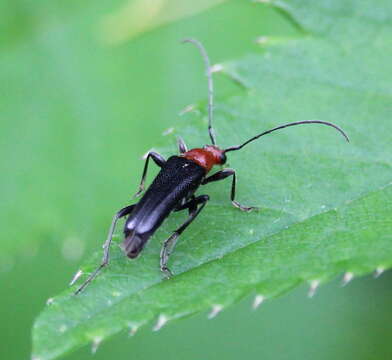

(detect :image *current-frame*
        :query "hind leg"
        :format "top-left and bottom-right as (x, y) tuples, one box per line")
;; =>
(73, 204), (135, 295)
(133, 152), (166, 199)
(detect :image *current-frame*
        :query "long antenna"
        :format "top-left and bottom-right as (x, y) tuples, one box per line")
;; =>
(224, 120), (349, 153)
(182, 38), (216, 145)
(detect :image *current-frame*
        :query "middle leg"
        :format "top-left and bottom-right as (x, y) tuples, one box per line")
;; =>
(132, 151), (166, 199)
(160, 195), (209, 278)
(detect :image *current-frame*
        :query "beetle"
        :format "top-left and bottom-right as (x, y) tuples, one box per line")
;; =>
(73, 38), (349, 294)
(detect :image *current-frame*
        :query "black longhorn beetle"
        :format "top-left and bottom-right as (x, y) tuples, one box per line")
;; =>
(73, 39), (349, 294)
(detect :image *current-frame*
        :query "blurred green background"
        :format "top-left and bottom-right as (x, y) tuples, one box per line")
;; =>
(1, 1), (391, 359)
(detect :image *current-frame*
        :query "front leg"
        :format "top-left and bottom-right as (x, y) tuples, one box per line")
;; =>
(133, 151), (166, 198)
(202, 168), (258, 212)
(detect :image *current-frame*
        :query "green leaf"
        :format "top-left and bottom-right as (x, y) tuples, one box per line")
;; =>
(32, 0), (392, 359)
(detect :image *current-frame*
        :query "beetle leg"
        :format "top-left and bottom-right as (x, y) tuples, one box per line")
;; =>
(73, 204), (135, 295)
(177, 136), (188, 154)
(174, 194), (196, 213)
(202, 168), (258, 212)
(160, 195), (209, 278)
(133, 151), (166, 199)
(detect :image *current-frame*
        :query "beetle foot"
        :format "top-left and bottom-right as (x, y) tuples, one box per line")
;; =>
(232, 201), (258, 212)
(161, 266), (173, 279)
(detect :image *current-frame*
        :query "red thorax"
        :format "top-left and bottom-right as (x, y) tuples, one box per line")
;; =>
(182, 145), (225, 173)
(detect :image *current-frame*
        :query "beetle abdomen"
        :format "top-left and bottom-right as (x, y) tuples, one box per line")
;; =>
(122, 231), (149, 258)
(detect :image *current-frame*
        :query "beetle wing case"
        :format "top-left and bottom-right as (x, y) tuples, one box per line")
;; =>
(122, 156), (205, 258)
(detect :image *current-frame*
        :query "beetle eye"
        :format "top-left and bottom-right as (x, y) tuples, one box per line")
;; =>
(220, 153), (227, 165)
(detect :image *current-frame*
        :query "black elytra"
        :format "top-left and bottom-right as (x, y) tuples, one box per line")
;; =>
(73, 39), (349, 294)
(123, 156), (206, 259)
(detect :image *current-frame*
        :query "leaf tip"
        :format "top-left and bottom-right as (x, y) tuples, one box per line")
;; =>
(374, 266), (385, 278)
(162, 127), (175, 136)
(341, 272), (354, 287)
(69, 269), (83, 286)
(208, 304), (223, 319)
(45, 297), (54, 306)
(210, 63), (223, 73)
(252, 294), (265, 309)
(255, 36), (269, 45)
(179, 104), (198, 116)
(91, 337), (102, 354)
(153, 314), (169, 331)
(307, 280), (320, 298)
(128, 324), (139, 336)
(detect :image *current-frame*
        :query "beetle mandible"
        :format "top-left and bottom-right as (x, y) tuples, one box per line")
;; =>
(73, 39), (349, 294)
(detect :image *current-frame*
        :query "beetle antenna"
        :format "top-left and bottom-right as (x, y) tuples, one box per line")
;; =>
(182, 38), (216, 145)
(224, 120), (349, 153)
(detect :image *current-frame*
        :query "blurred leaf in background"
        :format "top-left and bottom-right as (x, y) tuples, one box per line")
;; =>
(100, 0), (227, 44)
(1, 1), (392, 360)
